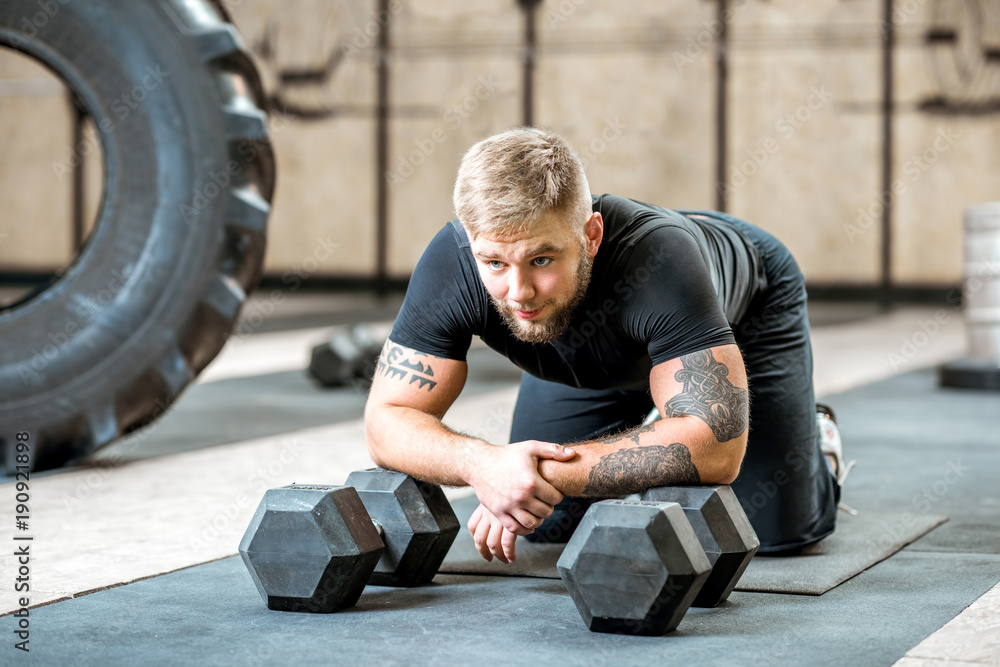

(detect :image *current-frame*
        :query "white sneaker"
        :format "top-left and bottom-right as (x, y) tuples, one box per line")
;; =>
(817, 403), (857, 514)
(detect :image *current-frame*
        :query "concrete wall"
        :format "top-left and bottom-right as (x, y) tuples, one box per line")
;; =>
(1, 0), (998, 287)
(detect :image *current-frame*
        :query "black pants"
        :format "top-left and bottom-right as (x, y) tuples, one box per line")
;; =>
(512, 213), (839, 553)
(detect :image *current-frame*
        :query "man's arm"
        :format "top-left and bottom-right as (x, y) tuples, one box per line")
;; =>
(364, 338), (574, 533)
(538, 343), (748, 496)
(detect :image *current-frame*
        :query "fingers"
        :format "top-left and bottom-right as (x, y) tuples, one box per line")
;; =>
(466, 504), (483, 537)
(511, 506), (550, 533)
(486, 520), (509, 564)
(473, 510), (493, 562)
(528, 441), (577, 461)
(532, 479), (565, 508)
(501, 528), (517, 563)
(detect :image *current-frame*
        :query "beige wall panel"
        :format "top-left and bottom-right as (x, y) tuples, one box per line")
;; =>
(735, 0), (880, 28)
(394, 0), (520, 45)
(0, 50), (74, 271)
(890, 113), (995, 284)
(536, 0), (717, 211)
(888, 2), (1000, 285)
(226, 0), (379, 275)
(536, 52), (714, 209)
(727, 49), (882, 284)
(263, 118), (377, 274)
(891, 15), (1000, 285)
(82, 118), (103, 241)
(538, 0), (714, 34)
(227, 0), (377, 109)
(386, 57), (521, 275)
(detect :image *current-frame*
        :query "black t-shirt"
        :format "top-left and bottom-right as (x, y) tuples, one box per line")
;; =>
(389, 194), (767, 391)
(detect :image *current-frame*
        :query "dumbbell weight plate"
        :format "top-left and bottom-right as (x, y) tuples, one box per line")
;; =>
(641, 485), (759, 607)
(345, 468), (460, 587)
(239, 484), (385, 613)
(556, 499), (712, 636)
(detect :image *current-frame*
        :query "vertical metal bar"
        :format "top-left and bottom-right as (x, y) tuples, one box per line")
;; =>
(375, 0), (390, 295)
(521, 0), (538, 127)
(715, 0), (729, 212)
(881, 0), (895, 306)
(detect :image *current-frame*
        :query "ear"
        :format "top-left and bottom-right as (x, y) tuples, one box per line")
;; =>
(583, 212), (604, 258)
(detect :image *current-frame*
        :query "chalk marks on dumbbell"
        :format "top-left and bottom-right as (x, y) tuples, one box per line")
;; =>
(375, 343), (438, 392)
(664, 349), (748, 443)
(582, 443), (700, 497)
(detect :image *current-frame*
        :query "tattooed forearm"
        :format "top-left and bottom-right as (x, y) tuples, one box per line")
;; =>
(375, 343), (438, 391)
(664, 349), (748, 442)
(591, 423), (656, 447)
(581, 443), (700, 496)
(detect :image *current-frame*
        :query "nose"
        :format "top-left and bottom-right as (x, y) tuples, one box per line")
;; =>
(507, 269), (535, 305)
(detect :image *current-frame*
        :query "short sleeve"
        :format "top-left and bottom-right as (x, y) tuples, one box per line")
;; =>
(388, 224), (482, 361)
(622, 225), (736, 366)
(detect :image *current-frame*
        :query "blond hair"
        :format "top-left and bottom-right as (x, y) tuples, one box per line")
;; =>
(453, 127), (592, 239)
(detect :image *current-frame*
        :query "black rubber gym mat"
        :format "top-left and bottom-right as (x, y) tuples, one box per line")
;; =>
(13, 550), (1000, 666)
(439, 494), (948, 595)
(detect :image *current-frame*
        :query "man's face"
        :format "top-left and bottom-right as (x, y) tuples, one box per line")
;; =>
(470, 210), (603, 344)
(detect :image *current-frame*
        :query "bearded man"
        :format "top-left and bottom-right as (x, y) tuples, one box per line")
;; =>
(364, 127), (848, 563)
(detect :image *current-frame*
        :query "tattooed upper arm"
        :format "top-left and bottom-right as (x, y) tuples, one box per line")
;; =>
(651, 344), (749, 444)
(367, 338), (468, 419)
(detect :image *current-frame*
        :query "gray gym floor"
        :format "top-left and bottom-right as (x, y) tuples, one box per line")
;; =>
(7, 295), (1000, 666)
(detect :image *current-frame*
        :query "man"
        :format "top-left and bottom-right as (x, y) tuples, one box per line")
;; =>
(364, 127), (847, 565)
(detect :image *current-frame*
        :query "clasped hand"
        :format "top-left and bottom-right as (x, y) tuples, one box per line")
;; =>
(467, 439), (575, 563)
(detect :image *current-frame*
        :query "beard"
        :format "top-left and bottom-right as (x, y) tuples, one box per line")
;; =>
(489, 249), (594, 345)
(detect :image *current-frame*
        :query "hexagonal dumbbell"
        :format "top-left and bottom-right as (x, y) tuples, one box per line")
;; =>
(308, 323), (391, 387)
(239, 484), (383, 613)
(641, 485), (759, 608)
(345, 468), (459, 586)
(556, 499), (712, 635)
(239, 469), (459, 613)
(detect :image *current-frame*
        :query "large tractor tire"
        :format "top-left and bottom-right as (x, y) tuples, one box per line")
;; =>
(0, 0), (276, 473)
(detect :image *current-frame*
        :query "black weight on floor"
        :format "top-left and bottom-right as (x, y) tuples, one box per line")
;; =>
(641, 485), (760, 607)
(346, 468), (460, 586)
(556, 500), (712, 636)
(239, 485), (384, 613)
(0, 0), (275, 473)
(309, 323), (390, 387)
(938, 358), (1000, 390)
(309, 326), (365, 386)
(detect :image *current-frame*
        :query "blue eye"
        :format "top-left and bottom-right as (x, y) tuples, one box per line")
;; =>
(532, 257), (551, 267)
(488, 260), (504, 270)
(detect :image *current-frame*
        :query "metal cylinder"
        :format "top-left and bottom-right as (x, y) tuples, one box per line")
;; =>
(939, 203), (1000, 390)
(964, 202), (1000, 360)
